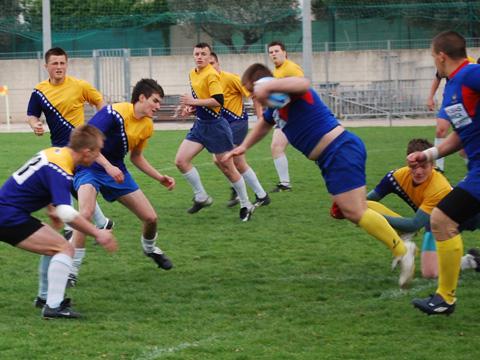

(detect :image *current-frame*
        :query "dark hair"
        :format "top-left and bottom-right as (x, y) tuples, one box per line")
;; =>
(130, 78), (164, 104)
(241, 63), (273, 86)
(44, 47), (68, 63)
(69, 124), (104, 151)
(477, 57), (480, 64)
(432, 31), (467, 60)
(268, 41), (286, 51)
(407, 138), (433, 156)
(210, 51), (219, 63)
(194, 42), (212, 52)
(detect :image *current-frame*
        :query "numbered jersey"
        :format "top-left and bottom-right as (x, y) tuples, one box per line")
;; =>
(0, 147), (74, 226)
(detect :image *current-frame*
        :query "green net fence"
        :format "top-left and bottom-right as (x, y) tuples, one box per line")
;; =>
(1, 0), (479, 57)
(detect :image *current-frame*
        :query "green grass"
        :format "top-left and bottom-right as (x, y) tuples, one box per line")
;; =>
(0, 126), (479, 360)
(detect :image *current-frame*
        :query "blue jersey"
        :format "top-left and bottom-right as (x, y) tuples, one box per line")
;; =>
(0, 147), (74, 226)
(437, 61), (480, 163)
(86, 103), (153, 172)
(263, 88), (340, 157)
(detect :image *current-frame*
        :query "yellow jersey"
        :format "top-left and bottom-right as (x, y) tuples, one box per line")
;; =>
(189, 64), (223, 120)
(273, 59), (304, 78)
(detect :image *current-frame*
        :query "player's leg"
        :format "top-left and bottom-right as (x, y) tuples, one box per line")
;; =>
(68, 182), (99, 286)
(271, 128), (291, 192)
(175, 138), (211, 213)
(117, 189), (172, 270)
(92, 201), (114, 230)
(234, 154), (270, 208)
(16, 222), (80, 318)
(434, 118), (449, 171)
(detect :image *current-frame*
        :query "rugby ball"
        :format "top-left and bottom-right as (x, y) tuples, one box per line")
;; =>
(254, 77), (290, 109)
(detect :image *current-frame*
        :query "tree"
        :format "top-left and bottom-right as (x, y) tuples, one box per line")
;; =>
(0, 0), (24, 49)
(168, 0), (300, 53)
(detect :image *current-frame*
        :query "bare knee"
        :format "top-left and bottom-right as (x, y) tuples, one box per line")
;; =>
(431, 208), (459, 240)
(175, 156), (190, 172)
(46, 241), (74, 257)
(143, 213), (158, 227)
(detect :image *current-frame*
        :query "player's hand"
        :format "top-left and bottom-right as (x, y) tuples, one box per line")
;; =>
(95, 229), (118, 253)
(180, 94), (195, 106)
(253, 82), (272, 104)
(160, 175), (175, 190)
(426, 97), (435, 111)
(31, 120), (45, 136)
(106, 165), (125, 183)
(407, 151), (427, 167)
(223, 145), (246, 162)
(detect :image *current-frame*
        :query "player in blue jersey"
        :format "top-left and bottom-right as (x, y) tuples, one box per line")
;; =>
(0, 125), (117, 319)
(408, 31), (480, 315)
(225, 63), (417, 288)
(175, 43), (254, 221)
(70, 79), (175, 282)
(26, 47), (114, 294)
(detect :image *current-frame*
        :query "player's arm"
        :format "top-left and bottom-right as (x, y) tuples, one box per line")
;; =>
(130, 148), (175, 190)
(427, 75), (441, 111)
(55, 204), (117, 252)
(366, 189), (382, 201)
(407, 131), (462, 165)
(26, 92), (45, 136)
(27, 115), (45, 136)
(384, 209), (430, 233)
(254, 77), (310, 103)
(180, 94), (223, 108)
(95, 152), (125, 184)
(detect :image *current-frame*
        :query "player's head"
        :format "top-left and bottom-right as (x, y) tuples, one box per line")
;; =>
(44, 47), (68, 84)
(242, 63), (274, 92)
(131, 78), (164, 117)
(209, 51), (220, 72)
(69, 124), (104, 166)
(268, 41), (287, 67)
(431, 31), (467, 77)
(193, 42), (212, 69)
(407, 138), (434, 185)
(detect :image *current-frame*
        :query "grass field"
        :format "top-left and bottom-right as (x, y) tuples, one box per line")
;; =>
(0, 126), (479, 360)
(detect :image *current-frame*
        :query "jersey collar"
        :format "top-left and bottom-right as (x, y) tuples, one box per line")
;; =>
(449, 59), (470, 79)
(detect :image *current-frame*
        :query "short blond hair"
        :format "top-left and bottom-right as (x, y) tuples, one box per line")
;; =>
(68, 125), (104, 152)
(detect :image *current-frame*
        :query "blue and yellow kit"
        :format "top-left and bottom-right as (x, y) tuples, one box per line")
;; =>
(87, 103), (153, 172)
(372, 166), (452, 215)
(219, 71), (250, 123)
(189, 64), (223, 120)
(27, 76), (103, 146)
(0, 147), (74, 225)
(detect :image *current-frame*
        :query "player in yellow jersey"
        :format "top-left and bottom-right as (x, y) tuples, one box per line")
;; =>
(175, 43), (254, 221)
(70, 79), (175, 282)
(209, 52), (271, 208)
(26, 47), (113, 297)
(0, 125), (117, 319)
(267, 41), (304, 192)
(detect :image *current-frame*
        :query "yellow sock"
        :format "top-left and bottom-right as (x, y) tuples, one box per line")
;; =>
(367, 201), (401, 218)
(436, 234), (463, 304)
(358, 208), (406, 257)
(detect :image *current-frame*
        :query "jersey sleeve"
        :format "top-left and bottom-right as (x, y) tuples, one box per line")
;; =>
(232, 74), (251, 98)
(80, 80), (103, 108)
(207, 72), (223, 96)
(88, 106), (114, 134)
(27, 91), (42, 117)
(462, 65), (480, 92)
(372, 170), (396, 198)
(43, 167), (72, 206)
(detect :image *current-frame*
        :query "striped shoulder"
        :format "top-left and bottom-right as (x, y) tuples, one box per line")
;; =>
(43, 147), (75, 176)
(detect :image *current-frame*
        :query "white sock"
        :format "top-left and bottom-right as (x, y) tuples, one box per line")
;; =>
(37, 255), (52, 300)
(273, 155), (290, 186)
(242, 167), (267, 198)
(434, 138), (445, 171)
(46, 253), (72, 308)
(71, 248), (86, 277)
(231, 178), (251, 208)
(92, 202), (108, 228)
(183, 167), (208, 202)
(141, 233), (158, 253)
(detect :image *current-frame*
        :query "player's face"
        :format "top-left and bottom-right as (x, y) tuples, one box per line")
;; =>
(409, 161), (433, 185)
(268, 45), (286, 67)
(431, 47), (447, 77)
(140, 93), (162, 118)
(209, 56), (220, 72)
(45, 55), (68, 84)
(193, 47), (211, 69)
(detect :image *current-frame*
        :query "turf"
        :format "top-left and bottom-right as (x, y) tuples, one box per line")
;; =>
(0, 126), (478, 360)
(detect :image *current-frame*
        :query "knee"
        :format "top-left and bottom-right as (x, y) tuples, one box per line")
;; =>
(271, 142), (284, 156)
(175, 157), (188, 172)
(48, 240), (74, 257)
(143, 213), (158, 226)
(435, 127), (448, 138)
(79, 206), (94, 221)
(431, 208), (459, 239)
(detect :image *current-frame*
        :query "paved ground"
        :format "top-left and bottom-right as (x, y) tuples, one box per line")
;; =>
(1, 118), (436, 133)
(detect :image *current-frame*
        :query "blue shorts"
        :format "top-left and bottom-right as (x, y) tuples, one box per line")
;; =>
(73, 168), (139, 202)
(315, 131), (367, 195)
(457, 160), (480, 202)
(185, 117), (234, 154)
(229, 120), (248, 145)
